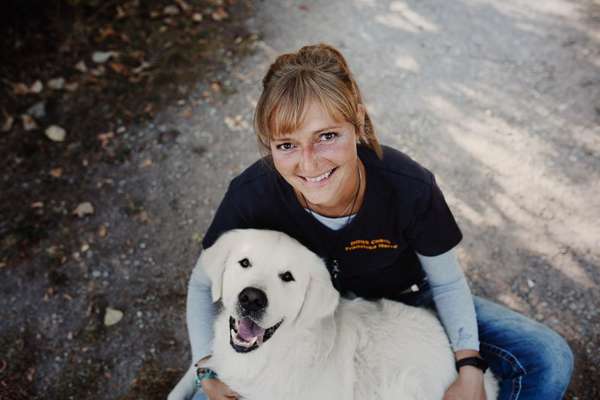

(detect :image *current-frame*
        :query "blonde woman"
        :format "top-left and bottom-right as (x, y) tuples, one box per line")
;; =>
(172, 44), (573, 400)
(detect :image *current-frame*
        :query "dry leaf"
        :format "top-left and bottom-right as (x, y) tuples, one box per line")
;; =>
(1, 111), (14, 132)
(13, 83), (30, 95)
(98, 131), (114, 147)
(21, 115), (39, 131)
(175, 0), (191, 11)
(65, 82), (79, 92)
(104, 307), (124, 326)
(50, 167), (63, 177)
(73, 202), (94, 217)
(98, 225), (108, 238)
(31, 202), (44, 208)
(45, 125), (67, 142)
(140, 159), (153, 167)
(210, 81), (222, 92)
(211, 7), (228, 21)
(110, 62), (129, 75)
(116, 5), (127, 19)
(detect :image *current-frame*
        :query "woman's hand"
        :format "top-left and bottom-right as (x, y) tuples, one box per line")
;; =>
(443, 366), (486, 400)
(201, 378), (240, 400)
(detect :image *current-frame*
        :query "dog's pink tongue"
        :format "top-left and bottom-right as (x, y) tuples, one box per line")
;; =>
(238, 318), (265, 341)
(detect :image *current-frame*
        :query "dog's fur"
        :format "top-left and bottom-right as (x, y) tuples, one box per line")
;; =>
(170, 229), (498, 399)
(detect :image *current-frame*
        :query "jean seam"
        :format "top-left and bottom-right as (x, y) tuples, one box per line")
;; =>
(480, 341), (526, 400)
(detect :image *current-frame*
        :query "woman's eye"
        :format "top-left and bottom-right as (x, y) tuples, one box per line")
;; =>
(276, 142), (295, 151)
(319, 132), (337, 141)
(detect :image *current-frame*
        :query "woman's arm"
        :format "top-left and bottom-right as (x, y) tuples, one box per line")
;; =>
(417, 247), (479, 352)
(169, 256), (218, 400)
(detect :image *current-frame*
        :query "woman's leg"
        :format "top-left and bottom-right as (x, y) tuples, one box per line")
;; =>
(474, 296), (574, 400)
(191, 390), (207, 400)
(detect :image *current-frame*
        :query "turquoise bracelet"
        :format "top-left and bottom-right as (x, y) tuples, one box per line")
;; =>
(195, 367), (218, 388)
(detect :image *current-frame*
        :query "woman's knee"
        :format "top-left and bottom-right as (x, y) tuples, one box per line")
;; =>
(534, 327), (574, 392)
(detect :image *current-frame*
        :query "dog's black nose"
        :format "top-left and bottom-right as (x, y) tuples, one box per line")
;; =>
(238, 287), (268, 312)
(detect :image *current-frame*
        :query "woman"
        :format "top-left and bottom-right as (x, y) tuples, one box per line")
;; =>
(176, 44), (573, 400)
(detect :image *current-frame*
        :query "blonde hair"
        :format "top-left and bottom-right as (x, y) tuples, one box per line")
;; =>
(254, 43), (383, 159)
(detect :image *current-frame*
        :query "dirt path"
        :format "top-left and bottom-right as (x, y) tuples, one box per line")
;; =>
(1, 0), (599, 399)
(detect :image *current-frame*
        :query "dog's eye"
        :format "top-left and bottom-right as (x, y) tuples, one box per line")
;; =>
(279, 271), (295, 282)
(238, 258), (251, 268)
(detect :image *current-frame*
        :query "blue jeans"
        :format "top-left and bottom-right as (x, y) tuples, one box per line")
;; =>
(190, 295), (573, 400)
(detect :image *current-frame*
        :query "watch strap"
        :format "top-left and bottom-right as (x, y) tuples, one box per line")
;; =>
(455, 356), (489, 373)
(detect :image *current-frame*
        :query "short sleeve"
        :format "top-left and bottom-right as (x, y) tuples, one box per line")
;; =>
(405, 176), (462, 256)
(202, 185), (249, 249)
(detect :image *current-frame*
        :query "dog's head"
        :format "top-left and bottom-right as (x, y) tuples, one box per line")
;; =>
(200, 229), (339, 353)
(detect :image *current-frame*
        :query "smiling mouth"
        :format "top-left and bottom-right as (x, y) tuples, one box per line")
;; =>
(229, 316), (283, 353)
(300, 168), (337, 184)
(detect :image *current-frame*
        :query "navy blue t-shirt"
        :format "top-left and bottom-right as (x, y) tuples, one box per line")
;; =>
(202, 145), (462, 299)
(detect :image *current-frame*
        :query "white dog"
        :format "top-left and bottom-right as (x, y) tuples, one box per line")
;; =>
(170, 229), (498, 399)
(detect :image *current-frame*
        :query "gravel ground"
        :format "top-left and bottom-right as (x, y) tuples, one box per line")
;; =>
(1, 0), (599, 399)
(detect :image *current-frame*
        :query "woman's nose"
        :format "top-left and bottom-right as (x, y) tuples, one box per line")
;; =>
(299, 145), (319, 172)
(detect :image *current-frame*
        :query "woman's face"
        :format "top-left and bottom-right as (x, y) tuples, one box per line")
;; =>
(269, 100), (363, 215)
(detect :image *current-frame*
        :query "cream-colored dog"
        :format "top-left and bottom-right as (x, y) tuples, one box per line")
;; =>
(170, 229), (498, 399)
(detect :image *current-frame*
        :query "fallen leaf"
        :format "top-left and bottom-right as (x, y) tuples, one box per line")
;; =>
(73, 202), (94, 217)
(211, 7), (228, 21)
(163, 5), (180, 15)
(75, 60), (88, 72)
(97, 131), (114, 148)
(50, 167), (63, 177)
(150, 10), (161, 18)
(98, 25), (116, 40)
(210, 81), (222, 93)
(224, 115), (248, 131)
(45, 125), (67, 142)
(104, 307), (124, 326)
(91, 66), (106, 76)
(48, 77), (65, 90)
(135, 211), (150, 223)
(116, 5), (127, 19)
(92, 51), (116, 64)
(13, 83), (30, 95)
(29, 80), (43, 93)
(31, 202), (44, 208)
(98, 225), (108, 238)
(64, 82), (79, 92)
(109, 62), (129, 75)
(1, 111), (14, 132)
(21, 115), (39, 131)
(140, 159), (153, 167)
(175, 0), (191, 11)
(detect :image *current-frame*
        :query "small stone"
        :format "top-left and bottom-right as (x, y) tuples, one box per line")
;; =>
(75, 60), (88, 72)
(104, 307), (124, 326)
(92, 51), (116, 64)
(163, 5), (180, 15)
(27, 101), (46, 119)
(21, 115), (39, 131)
(29, 80), (43, 93)
(48, 77), (65, 90)
(73, 202), (94, 217)
(45, 125), (67, 142)
(192, 13), (203, 22)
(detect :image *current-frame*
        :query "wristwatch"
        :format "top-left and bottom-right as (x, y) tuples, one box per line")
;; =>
(455, 356), (489, 373)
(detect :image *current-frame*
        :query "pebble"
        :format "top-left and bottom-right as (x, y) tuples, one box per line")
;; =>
(27, 101), (46, 119)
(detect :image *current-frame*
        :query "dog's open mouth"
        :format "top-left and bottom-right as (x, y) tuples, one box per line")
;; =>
(229, 316), (283, 353)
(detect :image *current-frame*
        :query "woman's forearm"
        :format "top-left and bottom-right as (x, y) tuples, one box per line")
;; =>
(417, 248), (480, 352)
(186, 256), (218, 363)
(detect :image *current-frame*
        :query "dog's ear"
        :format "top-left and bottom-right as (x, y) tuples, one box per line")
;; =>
(295, 255), (340, 326)
(199, 230), (239, 302)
